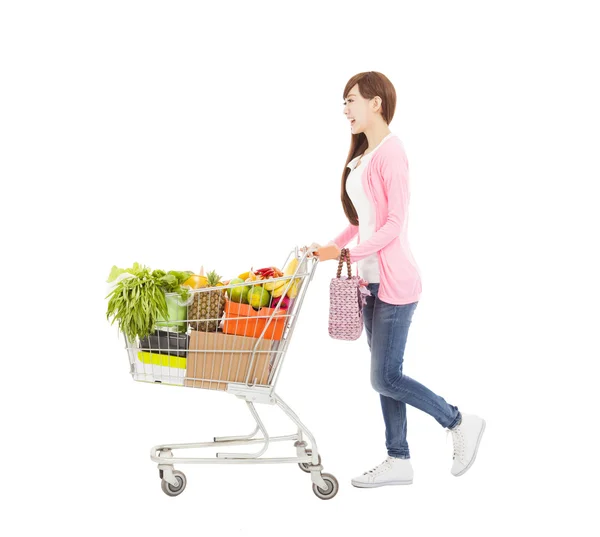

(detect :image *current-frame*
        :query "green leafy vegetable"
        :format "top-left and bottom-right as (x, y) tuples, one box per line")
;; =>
(107, 262), (144, 283)
(105, 264), (193, 341)
(158, 270), (193, 301)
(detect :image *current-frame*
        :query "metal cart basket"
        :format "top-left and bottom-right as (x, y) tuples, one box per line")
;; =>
(121, 246), (338, 500)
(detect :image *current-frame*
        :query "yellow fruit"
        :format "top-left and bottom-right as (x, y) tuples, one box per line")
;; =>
(270, 258), (301, 297)
(263, 279), (287, 292)
(284, 258), (299, 277)
(238, 271), (250, 280)
(184, 274), (209, 289)
(271, 279), (290, 297)
(286, 278), (300, 299)
(271, 286), (285, 298)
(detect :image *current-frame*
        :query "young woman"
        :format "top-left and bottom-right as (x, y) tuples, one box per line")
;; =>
(302, 71), (486, 488)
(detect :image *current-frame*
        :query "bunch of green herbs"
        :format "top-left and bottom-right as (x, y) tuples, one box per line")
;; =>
(106, 263), (193, 341)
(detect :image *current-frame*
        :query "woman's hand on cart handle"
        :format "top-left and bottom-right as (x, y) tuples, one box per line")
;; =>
(317, 243), (341, 261)
(301, 242), (321, 258)
(301, 241), (341, 261)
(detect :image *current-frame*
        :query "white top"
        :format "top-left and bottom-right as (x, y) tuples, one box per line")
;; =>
(345, 132), (396, 283)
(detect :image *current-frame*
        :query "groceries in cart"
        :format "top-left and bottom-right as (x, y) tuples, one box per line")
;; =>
(105, 256), (304, 390)
(107, 248), (340, 500)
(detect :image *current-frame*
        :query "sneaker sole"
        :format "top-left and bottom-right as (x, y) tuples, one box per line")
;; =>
(351, 479), (413, 488)
(453, 419), (486, 477)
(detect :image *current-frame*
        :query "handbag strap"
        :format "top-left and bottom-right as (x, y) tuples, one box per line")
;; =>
(336, 248), (353, 278)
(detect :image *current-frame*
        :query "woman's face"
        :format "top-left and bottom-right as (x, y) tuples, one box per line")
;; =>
(343, 83), (379, 134)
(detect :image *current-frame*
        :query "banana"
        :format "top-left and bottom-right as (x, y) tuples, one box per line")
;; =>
(286, 278), (300, 298)
(263, 279), (287, 292)
(289, 257), (308, 298)
(271, 281), (289, 297)
(284, 257), (299, 277)
(275, 258), (301, 298)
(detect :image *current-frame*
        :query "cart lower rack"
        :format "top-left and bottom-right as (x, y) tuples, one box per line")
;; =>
(122, 246), (339, 500)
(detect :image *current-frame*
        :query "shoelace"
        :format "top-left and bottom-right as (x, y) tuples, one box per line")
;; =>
(446, 426), (465, 462)
(364, 457), (394, 476)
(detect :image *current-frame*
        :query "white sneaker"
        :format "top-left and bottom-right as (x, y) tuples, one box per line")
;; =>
(446, 413), (486, 476)
(351, 456), (414, 488)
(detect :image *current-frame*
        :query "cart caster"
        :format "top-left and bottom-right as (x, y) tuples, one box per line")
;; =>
(161, 470), (187, 497)
(312, 473), (339, 500)
(299, 449), (322, 473)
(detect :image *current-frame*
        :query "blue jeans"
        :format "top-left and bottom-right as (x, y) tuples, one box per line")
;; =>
(363, 283), (462, 459)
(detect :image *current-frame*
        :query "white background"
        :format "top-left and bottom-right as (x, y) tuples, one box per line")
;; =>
(2, 1), (599, 535)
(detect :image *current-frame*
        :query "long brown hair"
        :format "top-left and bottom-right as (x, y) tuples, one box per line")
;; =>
(341, 72), (397, 225)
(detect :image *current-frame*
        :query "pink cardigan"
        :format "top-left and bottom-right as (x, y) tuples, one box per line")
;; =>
(330, 135), (422, 305)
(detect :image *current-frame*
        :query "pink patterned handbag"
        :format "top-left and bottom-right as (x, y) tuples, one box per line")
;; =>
(328, 248), (372, 341)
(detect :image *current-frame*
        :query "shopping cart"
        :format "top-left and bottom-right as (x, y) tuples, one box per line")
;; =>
(121, 246), (339, 500)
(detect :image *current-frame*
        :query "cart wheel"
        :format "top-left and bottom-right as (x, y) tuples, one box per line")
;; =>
(312, 473), (339, 500)
(299, 449), (322, 473)
(161, 470), (187, 497)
